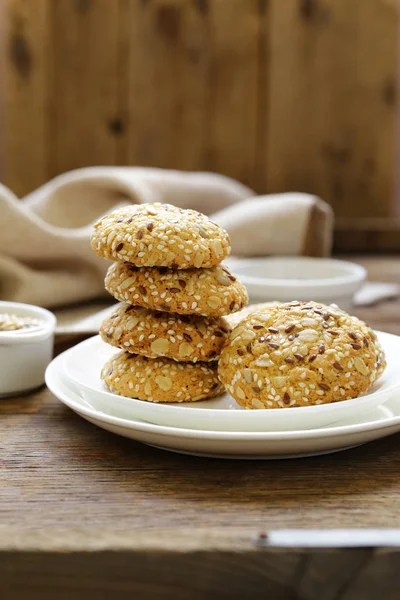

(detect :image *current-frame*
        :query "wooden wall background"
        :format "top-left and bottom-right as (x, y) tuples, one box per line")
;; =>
(3, 0), (400, 250)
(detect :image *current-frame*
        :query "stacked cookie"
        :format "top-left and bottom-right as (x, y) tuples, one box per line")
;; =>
(90, 203), (248, 403)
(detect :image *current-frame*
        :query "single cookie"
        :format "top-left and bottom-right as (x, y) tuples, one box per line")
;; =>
(225, 302), (280, 329)
(105, 262), (248, 317)
(101, 351), (224, 403)
(218, 301), (386, 409)
(91, 202), (231, 269)
(100, 303), (230, 362)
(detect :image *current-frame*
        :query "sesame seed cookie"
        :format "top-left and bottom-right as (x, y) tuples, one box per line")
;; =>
(218, 301), (386, 409)
(105, 262), (248, 317)
(91, 202), (231, 269)
(225, 302), (280, 329)
(100, 302), (230, 362)
(101, 351), (224, 403)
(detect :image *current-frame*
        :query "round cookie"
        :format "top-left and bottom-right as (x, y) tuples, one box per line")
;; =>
(105, 262), (248, 317)
(218, 300), (386, 409)
(100, 302), (230, 362)
(91, 202), (231, 269)
(101, 351), (224, 403)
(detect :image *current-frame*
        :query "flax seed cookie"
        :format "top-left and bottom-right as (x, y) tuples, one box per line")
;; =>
(105, 262), (248, 317)
(225, 302), (280, 328)
(91, 202), (231, 269)
(101, 351), (224, 403)
(100, 302), (230, 362)
(218, 301), (386, 409)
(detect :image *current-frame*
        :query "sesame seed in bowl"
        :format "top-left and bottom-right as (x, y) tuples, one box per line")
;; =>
(0, 301), (56, 398)
(0, 313), (43, 332)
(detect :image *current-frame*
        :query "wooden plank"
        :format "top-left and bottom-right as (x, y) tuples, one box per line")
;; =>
(254, 0), (269, 192)
(205, 0), (260, 188)
(0, 257), (400, 596)
(126, 0), (209, 171)
(116, 0), (131, 165)
(1, 547), (400, 600)
(2, 547), (400, 600)
(265, 0), (398, 218)
(4, 0), (51, 196)
(346, 255), (400, 336)
(335, 218), (400, 253)
(1, 367), (400, 533)
(0, 0), (6, 180)
(48, 0), (121, 176)
(394, 0), (400, 218)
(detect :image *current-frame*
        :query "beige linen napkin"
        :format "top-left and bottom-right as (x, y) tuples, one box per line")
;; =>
(0, 167), (333, 310)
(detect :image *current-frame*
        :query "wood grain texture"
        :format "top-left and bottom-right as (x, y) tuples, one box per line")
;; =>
(115, 0), (131, 165)
(1, 257), (400, 596)
(335, 218), (400, 253)
(265, 0), (398, 218)
(126, 0), (209, 170)
(0, 259), (399, 531)
(126, 0), (260, 183)
(3, 0), (399, 238)
(344, 255), (400, 335)
(205, 0), (260, 187)
(4, 0), (51, 196)
(2, 388), (400, 530)
(0, 0), (6, 181)
(48, 0), (121, 176)
(1, 548), (399, 600)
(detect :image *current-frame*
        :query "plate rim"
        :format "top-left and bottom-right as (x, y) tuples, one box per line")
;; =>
(62, 331), (400, 420)
(46, 352), (400, 442)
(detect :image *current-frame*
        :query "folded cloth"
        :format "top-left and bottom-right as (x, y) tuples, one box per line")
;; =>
(0, 167), (333, 308)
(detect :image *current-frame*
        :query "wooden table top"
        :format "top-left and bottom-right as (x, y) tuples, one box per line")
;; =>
(2, 256), (400, 599)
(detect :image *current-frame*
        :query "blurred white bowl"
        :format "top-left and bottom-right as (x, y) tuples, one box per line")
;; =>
(225, 256), (366, 311)
(0, 301), (56, 397)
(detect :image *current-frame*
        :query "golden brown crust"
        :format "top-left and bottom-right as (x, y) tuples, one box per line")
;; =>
(100, 303), (230, 362)
(91, 202), (231, 269)
(218, 301), (386, 409)
(105, 262), (248, 317)
(101, 351), (224, 403)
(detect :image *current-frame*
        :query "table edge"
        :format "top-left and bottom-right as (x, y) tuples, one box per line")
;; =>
(1, 527), (400, 552)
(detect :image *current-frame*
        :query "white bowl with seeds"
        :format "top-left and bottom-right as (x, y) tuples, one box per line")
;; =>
(225, 257), (366, 311)
(0, 301), (56, 397)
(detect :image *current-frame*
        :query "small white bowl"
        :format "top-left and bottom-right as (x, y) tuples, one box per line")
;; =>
(0, 301), (56, 397)
(225, 256), (366, 311)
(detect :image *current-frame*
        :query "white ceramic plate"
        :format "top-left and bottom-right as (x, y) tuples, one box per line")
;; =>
(46, 352), (400, 459)
(62, 332), (400, 432)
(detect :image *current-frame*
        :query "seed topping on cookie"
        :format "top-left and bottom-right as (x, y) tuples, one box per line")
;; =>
(91, 202), (231, 269)
(219, 301), (386, 409)
(105, 262), (248, 317)
(102, 351), (224, 403)
(100, 303), (230, 362)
